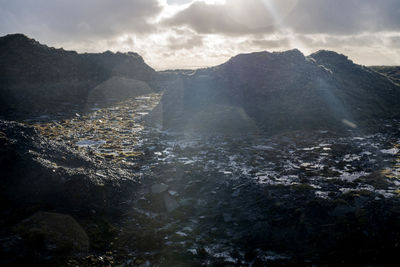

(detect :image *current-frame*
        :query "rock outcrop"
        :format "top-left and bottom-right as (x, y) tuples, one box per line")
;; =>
(0, 34), (158, 120)
(157, 49), (400, 134)
(0, 120), (139, 215)
(14, 212), (89, 255)
(370, 66), (400, 85)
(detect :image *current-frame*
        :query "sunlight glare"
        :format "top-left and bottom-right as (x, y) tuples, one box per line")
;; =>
(260, 0), (308, 52)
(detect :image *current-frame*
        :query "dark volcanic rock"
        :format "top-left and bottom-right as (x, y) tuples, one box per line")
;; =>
(0, 34), (158, 120)
(0, 120), (138, 216)
(157, 49), (400, 134)
(310, 50), (400, 119)
(2, 212), (89, 266)
(370, 65), (400, 85)
(15, 212), (89, 254)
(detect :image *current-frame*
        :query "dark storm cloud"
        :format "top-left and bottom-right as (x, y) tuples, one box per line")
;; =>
(162, 0), (400, 35)
(296, 34), (385, 48)
(0, 0), (162, 40)
(162, 0), (276, 35)
(285, 0), (400, 34)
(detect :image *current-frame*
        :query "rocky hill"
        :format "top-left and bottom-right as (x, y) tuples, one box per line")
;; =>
(158, 49), (400, 134)
(0, 34), (158, 120)
(370, 66), (400, 85)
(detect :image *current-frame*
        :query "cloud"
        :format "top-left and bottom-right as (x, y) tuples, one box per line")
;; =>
(0, 0), (162, 41)
(161, 0), (279, 35)
(247, 38), (290, 49)
(285, 0), (400, 34)
(0, 0), (399, 68)
(167, 33), (204, 50)
(162, 0), (400, 35)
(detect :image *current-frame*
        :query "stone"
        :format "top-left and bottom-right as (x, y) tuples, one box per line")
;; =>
(163, 194), (179, 212)
(151, 183), (169, 194)
(330, 205), (356, 217)
(223, 213), (234, 222)
(14, 212), (89, 255)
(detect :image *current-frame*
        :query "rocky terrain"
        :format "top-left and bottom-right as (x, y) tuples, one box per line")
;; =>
(2, 93), (400, 266)
(371, 66), (400, 85)
(0, 94), (160, 266)
(1, 34), (400, 266)
(3, 96), (400, 266)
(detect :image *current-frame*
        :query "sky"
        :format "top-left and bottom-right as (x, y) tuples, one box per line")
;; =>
(1, 0), (399, 70)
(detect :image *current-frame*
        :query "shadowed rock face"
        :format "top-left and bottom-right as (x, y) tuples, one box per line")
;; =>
(370, 66), (400, 85)
(0, 34), (158, 119)
(86, 76), (152, 109)
(158, 49), (400, 134)
(14, 212), (89, 255)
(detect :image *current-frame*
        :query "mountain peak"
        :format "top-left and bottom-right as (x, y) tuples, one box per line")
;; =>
(0, 33), (55, 53)
(225, 49), (306, 69)
(273, 48), (304, 58)
(0, 33), (38, 45)
(0, 33), (30, 41)
(309, 50), (353, 66)
(0, 33), (32, 45)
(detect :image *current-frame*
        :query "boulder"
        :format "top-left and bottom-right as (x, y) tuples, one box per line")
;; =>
(163, 193), (179, 212)
(151, 183), (169, 194)
(14, 212), (89, 257)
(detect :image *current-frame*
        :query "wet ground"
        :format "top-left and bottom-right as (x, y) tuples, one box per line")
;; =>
(31, 94), (400, 265)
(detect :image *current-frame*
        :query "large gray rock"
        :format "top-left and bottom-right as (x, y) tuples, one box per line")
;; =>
(163, 193), (179, 212)
(151, 183), (169, 194)
(14, 212), (89, 255)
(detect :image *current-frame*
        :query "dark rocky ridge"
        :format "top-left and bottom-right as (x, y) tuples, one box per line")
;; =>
(0, 34), (158, 120)
(158, 49), (400, 134)
(371, 66), (400, 85)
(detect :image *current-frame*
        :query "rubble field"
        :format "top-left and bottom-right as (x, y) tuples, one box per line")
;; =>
(30, 94), (400, 265)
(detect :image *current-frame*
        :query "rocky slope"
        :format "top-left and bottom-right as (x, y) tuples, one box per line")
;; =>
(3, 103), (399, 266)
(0, 120), (140, 215)
(0, 94), (161, 265)
(158, 49), (400, 134)
(0, 34), (158, 120)
(1, 90), (400, 265)
(371, 66), (400, 85)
